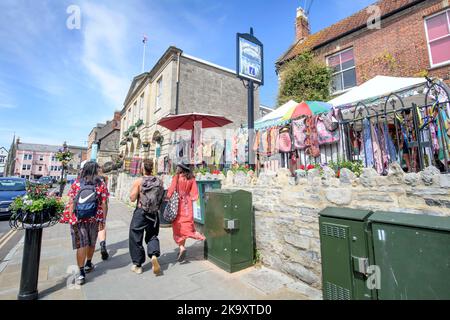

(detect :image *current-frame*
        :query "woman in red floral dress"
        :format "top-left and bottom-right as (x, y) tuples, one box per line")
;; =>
(60, 161), (109, 285)
(166, 163), (205, 262)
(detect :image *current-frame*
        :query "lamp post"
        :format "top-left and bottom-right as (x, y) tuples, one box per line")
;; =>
(57, 142), (73, 196)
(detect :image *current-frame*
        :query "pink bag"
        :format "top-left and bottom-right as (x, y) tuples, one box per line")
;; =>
(317, 117), (339, 145)
(292, 119), (307, 150)
(278, 131), (292, 153)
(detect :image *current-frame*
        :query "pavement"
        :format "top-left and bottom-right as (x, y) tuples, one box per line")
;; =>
(0, 197), (322, 300)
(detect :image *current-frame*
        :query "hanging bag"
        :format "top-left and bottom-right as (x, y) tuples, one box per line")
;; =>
(163, 175), (180, 223)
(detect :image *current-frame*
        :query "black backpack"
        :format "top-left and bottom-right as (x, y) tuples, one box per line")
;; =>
(74, 180), (99, 219)
(139, 176), (164, 214)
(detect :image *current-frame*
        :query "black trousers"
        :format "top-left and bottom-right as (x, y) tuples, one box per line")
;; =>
(129, 208), (160, 266)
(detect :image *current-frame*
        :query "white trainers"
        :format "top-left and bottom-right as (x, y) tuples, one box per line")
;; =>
(151, 256), (161, 275)
(131, 265), (143, 274)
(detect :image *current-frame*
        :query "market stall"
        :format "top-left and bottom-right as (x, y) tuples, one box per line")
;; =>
(254, 100), (339, 175)
(329, 76), (450, 173)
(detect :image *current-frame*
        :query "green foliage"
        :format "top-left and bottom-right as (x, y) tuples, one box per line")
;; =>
(135, 119), (144, 127)
(10, 183), (65, 216)
(253, 248), (262, 265)
(55, 148), (73, 165)
(328, 160), (364, 177)
(278, 51), (333, 106)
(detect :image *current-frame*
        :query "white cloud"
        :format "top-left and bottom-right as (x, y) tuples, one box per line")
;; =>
(0, 103), (15, 109)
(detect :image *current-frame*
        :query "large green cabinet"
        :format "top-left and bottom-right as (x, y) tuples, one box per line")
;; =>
(320, 207), (450, 300)
(368, 212), (450, 300)
(319, 207), (375, 300)
(204, 189), (254, 273)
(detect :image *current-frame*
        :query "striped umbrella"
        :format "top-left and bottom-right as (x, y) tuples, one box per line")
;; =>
(282, 101), (332, 120)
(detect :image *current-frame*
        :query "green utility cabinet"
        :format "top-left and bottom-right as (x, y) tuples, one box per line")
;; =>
(319, 207), (376, 300)
(204, 189), (254, 273)
(368, 212), (450, 300)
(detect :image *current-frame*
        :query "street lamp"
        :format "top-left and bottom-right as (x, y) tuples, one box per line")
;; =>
(56, 142), (73, 196)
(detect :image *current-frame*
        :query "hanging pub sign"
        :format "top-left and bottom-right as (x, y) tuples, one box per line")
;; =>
(236, 30), (264, 85)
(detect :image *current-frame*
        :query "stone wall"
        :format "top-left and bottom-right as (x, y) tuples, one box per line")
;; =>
(221, 164), (450, 290)
(109, 164), (450, 291)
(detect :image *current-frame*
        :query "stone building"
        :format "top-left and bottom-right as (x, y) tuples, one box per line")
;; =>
(0, 147), (8, 177)
(87, 111), (121, 166)
(119, 46), (260, 161)
(67, 145), (88, 175)
(277, 0), (450, 96)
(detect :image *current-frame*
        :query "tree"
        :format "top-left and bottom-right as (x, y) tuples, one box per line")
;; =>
(277, 51), (333, 106)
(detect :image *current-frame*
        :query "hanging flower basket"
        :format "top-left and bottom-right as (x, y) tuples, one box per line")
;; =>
(9, 184), (65, 230)
(135, 119), (144, 127)
(142, 141), (150, 148)
(132, 132), (140, 138)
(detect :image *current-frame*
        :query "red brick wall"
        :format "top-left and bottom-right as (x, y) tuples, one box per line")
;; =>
(313, 0), (450, 86)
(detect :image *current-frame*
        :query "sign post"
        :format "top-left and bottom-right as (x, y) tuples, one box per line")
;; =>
(236, 28), (264, 166)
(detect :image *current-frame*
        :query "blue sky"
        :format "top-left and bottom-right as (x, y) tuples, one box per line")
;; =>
(0, 0), (375, 149)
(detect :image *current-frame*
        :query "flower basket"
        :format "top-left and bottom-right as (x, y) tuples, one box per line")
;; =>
(132, 132), (140, 138)
(142, 142), (150, 148)
(8, 184), (65, 230)
(135, 119), (144, 127)
(10, 209), (61, 230)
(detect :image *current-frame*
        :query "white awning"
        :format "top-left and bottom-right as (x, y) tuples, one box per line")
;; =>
(328, 76), (428, 108)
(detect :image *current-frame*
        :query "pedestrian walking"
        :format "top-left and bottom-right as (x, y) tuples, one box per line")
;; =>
(97, 166), (109, 260)
(129, 159), (164, 275)
(60, 161), (109, 285)
(166, 163), (206, 262)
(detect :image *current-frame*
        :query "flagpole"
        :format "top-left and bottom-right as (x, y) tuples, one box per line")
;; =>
(142, 39), (146, 73)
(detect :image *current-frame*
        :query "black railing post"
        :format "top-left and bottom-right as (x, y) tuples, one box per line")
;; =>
(17, 228), (43, 300)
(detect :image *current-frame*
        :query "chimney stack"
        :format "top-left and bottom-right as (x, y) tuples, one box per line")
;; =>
(296, 7), (310, 42)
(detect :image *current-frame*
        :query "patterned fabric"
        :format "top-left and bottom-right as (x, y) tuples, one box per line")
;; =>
(305, 116), (320, 158)
(60, 179), (109, 226)
(277, 131), (292, 153)
(317, 117), (339, 145)
(292, 118), (307, 150)
(70, 221), (99, 249)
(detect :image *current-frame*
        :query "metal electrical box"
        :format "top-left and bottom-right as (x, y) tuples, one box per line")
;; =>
(368, 212), (450, 300)
(204, 189), (254, 273)
(319, 207), (376, 300)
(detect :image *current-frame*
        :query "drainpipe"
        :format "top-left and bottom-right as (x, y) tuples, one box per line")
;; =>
(175, 51), (181, 115)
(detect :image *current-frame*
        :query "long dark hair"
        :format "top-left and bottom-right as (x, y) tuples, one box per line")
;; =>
(80, 161), (101, 185)
(177, 165), (194, 180)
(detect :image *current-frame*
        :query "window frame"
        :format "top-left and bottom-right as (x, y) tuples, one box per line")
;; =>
(156, 77), (163, 111)
(424, 9), (450, 68)
(326, 47), (357, 94)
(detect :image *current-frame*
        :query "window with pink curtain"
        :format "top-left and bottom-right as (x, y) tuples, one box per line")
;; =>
(425, 10), (450, 66)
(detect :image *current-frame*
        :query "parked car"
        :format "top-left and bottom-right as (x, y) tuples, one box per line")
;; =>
(0, 177), (27, 219)
(37, 176), (53, 188)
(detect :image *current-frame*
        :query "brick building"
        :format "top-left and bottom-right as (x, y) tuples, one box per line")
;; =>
(119, 46), (260, 160)
(277, 0), (450, 96)
(87, 112), (121, 166)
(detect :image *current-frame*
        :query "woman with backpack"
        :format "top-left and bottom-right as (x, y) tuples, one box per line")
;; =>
(60, 161), (109, 285)
(166, 163), (206, 262)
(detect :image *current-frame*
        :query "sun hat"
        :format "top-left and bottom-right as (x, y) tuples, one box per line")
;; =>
(177, 162), (191, 171)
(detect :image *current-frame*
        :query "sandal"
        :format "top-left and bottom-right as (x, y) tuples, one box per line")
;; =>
(177, 249), (186, 262)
